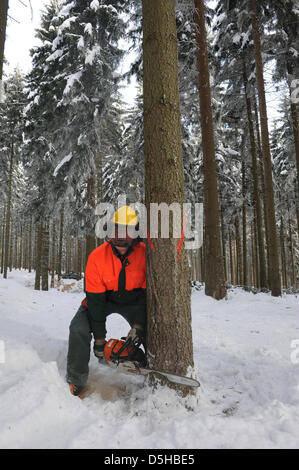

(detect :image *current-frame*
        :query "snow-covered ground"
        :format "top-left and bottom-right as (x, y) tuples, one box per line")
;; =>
(0, 270), (299, 449)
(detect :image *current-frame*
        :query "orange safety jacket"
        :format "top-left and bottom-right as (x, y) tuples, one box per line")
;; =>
(82, 240), (146, 339)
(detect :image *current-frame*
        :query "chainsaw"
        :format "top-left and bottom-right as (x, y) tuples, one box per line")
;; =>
(103, 336), (200, 388)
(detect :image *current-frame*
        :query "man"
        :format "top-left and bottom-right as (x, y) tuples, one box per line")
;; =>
(66, 205), (146, 396)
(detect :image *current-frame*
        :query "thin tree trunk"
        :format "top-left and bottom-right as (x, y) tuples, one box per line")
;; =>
(76, 237), (82, 280)
(286, 60), (299, 197)
(57, 203), (64, 281)
(194, 0), (226, 299)
(18, 222), (23, 269)
(250, 0), (281, 296)
(41, 221), (49, 291)
(242, 158), (247, 287)
(243, 62), (267, 288)
(3, 135), (14, 279)
(28, 217), (32, 273)
(34, 223), (43, 291)
(280, 217), (287, 289)
(85, 177), (96, 263)
(66, 226), (71, 273)
(235, 215), (242, 285)
(251, 219), (257, 288)
(254, 210), (260, 288)
(96, 151), (104, 246)
(253, 95), (270, 281)
(0, 207), (5, 273)
(0, 0), (9, 81)
(229, 229), (234, 285)
(288, 216), (296, 288)
(51, 222), (55, 288)
(198, 246), (203, 282)
(220, 203), (227, 282)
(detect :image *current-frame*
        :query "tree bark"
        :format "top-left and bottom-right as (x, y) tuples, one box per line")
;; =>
(0, 0), (8, 81)
(228, 229), (234, 285)
(286, 60), (299, 197)
(242, 158), (247, 287)
(0, 207), (5, 273)
(3, 134), (14, 279)
(57, 203), (64, 281)
(28, 217), (32, 273)
(250, 0), (281, 296)
(253, 95), (269, 280)
(288, 215), (296, 288)
(34, 223), (43, 291)
(85, 176), (96, 263)
(51, 221), (55, 288)
(280, 217), (287, 289)
(220, 203), (227, 282)
(194, 0), (226, 299)
(41, 220), (49, 291)
(142, 0), (194, 391)
(243, 62), (267, 288)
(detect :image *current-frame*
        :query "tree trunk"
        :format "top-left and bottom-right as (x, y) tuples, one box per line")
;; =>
(34, 223), (43, 291)
(253, 95), (270, 282)
(220, 203), (227, 282)
(18, 222), (23, 269)
(142, 0), (194, 391)
(243, 62), (267, 289)
(228, 229), (234, 285)
(251, 219), (257, 288)
(41, 221), (49, 291)
(96, 150), (104, 246)
(1, 208), (5, 273)
(28, 217), (32, 273)
(194, 0), (226, 299)
(75, 236), (82, 280)
(286, 59), (299, 197)
(242, 158), (247, 287)
(85, 176), (96, 263)
(250, 0), (281, 296)
(235, 215), (242, 285)
(288, 216), (296, 288)
(51, 221), (55, 288)
(280, 217), (287, 289)
(3, 135), (14, 279)
(57, 203), (64, 281)
(0, 0), (8, 81)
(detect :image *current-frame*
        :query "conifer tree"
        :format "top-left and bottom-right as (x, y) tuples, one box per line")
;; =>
(142, 0), (194, 392)
(194, 0), (226, 299)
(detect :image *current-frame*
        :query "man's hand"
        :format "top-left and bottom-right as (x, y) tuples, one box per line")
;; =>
(126, 325), (144, 343)
(93, 338), (106, 360)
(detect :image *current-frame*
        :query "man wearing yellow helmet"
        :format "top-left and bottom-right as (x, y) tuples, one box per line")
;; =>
(66, 206), (146, 396)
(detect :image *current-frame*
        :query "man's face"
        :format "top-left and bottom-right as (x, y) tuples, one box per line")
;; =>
(110, 224), (134, 254)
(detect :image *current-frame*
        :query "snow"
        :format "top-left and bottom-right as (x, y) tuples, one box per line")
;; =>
(1, 270), (299, 449)
(46, 49), (64, 63)
(63, 71), (83, 95)
(84, 23), (93, 37)
(90, 0), (100, 12)
(232, 33), (241, 44)
(59, 17), (77, 33)
(53, 153), (73, 177)
(85, 46), (101, 66)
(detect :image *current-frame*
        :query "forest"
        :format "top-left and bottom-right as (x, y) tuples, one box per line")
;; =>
(0, 0), (298, 299)
(0, 0), (299, 451)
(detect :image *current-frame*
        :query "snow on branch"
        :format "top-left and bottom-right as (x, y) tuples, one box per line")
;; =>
(53, 153), (73, 177)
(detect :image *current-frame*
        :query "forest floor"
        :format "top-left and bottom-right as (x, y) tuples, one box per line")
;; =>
(0, 270), (299, 449)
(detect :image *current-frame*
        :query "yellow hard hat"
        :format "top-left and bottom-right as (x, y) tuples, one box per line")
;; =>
(110, 205), (138, 226)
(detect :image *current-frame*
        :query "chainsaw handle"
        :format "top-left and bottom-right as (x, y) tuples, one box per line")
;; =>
(111, 337), (133, 362)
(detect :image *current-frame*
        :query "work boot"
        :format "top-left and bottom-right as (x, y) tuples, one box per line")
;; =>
(69, 383), (85, 396)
